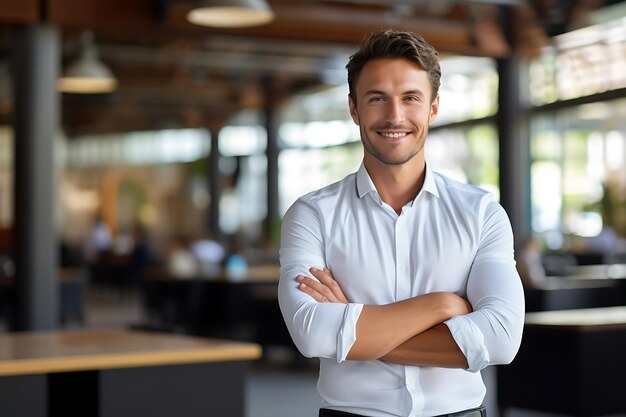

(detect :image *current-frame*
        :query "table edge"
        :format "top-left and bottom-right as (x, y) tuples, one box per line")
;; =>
(0, 344), (262, 377)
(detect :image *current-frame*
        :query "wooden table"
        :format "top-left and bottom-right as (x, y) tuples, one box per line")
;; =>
(0, 328), (262, 417)
(498, 306), (626, 417)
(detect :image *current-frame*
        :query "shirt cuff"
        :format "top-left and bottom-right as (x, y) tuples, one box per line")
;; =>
(336, 303), (364, 363)
(444, 315), (490, 373)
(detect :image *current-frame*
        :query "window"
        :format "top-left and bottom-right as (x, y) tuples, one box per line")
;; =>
(530, 99), (626, 249)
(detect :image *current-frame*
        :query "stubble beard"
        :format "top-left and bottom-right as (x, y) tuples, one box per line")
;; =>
(360, 125), (426, 166)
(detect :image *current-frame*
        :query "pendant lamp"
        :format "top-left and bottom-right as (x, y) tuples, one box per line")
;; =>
(187, 0), (275, 28)
(58, 32), (118, 94)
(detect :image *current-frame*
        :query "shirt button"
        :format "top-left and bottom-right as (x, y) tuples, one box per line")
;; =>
(399, 266), (406, 273)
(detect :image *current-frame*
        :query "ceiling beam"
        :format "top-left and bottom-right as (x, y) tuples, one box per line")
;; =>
(43, 0), (509, 57)
(0, 0), (40, 23)
(48, 0), (157, 28)
(61, 100), (232, 136)
(96, 43), (341, 77)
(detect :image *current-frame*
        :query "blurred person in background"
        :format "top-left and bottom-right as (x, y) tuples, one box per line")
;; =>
(516, 237), (547, 288)
(190, 234), (225, 278)
(129, 224), (154, 282)
(167, 236), (198, 279)
(83, 214), (112, 263)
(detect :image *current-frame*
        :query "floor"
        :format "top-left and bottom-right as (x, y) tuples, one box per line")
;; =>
(246, 363), (320, 417)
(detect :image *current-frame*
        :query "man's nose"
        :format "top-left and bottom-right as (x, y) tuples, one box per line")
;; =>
(385, 100), (404, 124)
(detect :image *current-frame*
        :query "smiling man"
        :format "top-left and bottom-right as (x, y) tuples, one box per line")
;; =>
(278, 30), (524, 417)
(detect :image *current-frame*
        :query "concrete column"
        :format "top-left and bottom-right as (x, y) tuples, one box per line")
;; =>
(11, 24), (59, 330)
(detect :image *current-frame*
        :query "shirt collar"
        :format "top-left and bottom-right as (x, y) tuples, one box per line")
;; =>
(356, 163), (377, 199)
(355, 162), (440, 202)
(421, 163), (440, 199)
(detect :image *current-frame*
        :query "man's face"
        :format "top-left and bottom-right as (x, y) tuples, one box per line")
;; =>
(349, 58), (439, 167)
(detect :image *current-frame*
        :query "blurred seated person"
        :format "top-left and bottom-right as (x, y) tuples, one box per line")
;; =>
(167, 236), (198, 279)
(517, 237), (547, 288)
(83, 215), (113, 263)
(582, 223), (620, 264)
(129, 224), (154, 280)
(190, 235), (225, 278)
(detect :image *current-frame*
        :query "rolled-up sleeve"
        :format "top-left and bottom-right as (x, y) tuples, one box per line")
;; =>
(445, 201), (525, 373)
(278, 199), (363, 362)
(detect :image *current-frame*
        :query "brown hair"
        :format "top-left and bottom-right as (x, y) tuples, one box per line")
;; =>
(346, 30), (441, 103)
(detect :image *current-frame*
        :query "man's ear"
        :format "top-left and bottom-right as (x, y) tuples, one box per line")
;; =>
(429, 94), (440, 125)
(348, 94), (360, 126)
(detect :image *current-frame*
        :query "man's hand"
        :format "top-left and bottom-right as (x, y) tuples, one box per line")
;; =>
(296, 267), (348, 304)
(452, 296), (473, 317)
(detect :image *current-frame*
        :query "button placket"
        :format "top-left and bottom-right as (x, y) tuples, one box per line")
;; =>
(394, 213), (411, 301)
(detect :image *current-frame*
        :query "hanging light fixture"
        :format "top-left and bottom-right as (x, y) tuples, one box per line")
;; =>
(58, 31), (118, 94)
(187, 0), (275, 28)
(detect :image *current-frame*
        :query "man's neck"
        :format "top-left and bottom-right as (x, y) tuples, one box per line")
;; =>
(364, 155), (426, 215)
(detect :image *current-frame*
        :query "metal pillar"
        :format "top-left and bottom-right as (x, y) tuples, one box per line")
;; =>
(497, 55), (532, 252)
(208, 127), (221, 239)
(263, 79), (280, 242)
(11, 24), (59, 330)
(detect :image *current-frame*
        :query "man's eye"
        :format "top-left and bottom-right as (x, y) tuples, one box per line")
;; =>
(404, 96), (419, 101)
(368, 97), (384, 102)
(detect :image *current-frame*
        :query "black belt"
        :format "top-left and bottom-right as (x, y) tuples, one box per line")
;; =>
(319, 405), (486, 417)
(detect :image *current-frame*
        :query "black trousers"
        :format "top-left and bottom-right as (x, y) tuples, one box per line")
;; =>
(319, 405), (487, 417)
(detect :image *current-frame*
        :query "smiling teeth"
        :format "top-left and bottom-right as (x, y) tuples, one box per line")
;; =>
(381, 132), (407, 138)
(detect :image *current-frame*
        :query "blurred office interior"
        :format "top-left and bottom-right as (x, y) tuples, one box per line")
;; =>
(1, 1), (626, 417)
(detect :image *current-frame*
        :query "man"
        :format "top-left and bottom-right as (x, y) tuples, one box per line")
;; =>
(278, 30), (524, 417)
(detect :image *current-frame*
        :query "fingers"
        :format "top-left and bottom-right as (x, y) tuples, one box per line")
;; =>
(297, 267), (349, 304)
(296, 277), (329, 302)
(311, 267), (349, 303)
(296, 274), (338, 303)
(309, 267), (333, 285)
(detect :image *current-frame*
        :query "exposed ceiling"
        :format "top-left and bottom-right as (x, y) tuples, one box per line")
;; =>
(0, 0), (615, 136)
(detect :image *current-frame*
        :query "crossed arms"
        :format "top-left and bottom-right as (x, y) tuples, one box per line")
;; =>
(297, 267), (471, 368)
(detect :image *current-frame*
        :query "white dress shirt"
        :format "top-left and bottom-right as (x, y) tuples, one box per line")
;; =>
(278, 163), (525, 417)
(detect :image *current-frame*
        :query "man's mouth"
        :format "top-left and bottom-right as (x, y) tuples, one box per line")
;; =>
(379, 131), (409, 139)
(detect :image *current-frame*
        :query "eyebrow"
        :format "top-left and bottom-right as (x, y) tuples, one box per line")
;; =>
(363, 89), (426, 97)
